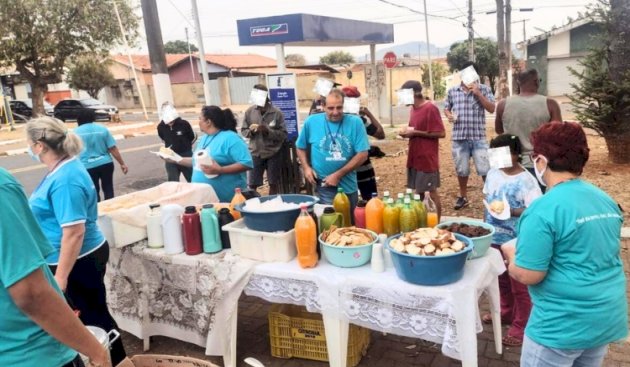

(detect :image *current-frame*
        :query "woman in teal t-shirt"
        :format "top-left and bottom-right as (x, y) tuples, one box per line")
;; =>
(501, 122), (627, 366)
(174, 106), (252, 202)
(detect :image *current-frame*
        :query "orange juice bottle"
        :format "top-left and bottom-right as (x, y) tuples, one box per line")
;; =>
(295, 204), (318, 268)
(333, 188), (351, 227)
(229, 188), (246, 220)
(383, 198), (400, 236)
(413, 194), (427, 228)
(424, 191), (439, 227)
(399, 197), (418, 233)
(365, 193), (384, 234)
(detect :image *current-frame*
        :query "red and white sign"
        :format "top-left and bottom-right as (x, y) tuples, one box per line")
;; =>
(383, 52), (398, 69)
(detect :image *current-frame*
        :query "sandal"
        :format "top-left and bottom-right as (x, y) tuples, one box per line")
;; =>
(502, 335), (523, 347)
(481, 313), (511, 325)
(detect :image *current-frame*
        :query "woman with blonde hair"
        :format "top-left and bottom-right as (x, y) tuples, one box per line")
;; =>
(26, 116), (126, 365)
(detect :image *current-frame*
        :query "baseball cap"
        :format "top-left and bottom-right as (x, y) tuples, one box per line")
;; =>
(341, 86), (361, 98)
(400, 80), (423, 93)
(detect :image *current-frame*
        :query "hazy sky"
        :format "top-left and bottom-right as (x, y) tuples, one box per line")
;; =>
(131, 0), (595, 62)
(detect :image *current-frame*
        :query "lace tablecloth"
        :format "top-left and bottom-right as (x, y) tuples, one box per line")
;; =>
(246, 248), (506, 362)
(105, 241), (258, 361)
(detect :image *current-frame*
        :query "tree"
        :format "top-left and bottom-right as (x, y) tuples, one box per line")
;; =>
(569, 0), (630, 163)
(422, 62), (448, 99)
(320, 50), (355, 65)
(285, 54), (306, 67)
(446, 38), (499, 93)
(66, 56), (115, 99)
(164, 40), (198, 54)
(0, 0), (138, 116)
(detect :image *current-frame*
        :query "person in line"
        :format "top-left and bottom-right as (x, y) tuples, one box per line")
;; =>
(296, 88), (369, 212)
(397, 80), (445, 218)
(495, 68), (562, 191)
(0, 168), (112, 367)
(241, 84), (288, 195)
(26, 117), (126, 365)
(444, 62), (495, 210)
(74, 108), (128, 201)
(174, 106), (253, 202)
(481, 134), (542, 347)
(157, 102), (196, 182)
(502, 122), (627, 366)
(340, 85), (385, 200)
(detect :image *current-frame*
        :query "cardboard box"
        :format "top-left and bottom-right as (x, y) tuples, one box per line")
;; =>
(116, 355), (219, 367)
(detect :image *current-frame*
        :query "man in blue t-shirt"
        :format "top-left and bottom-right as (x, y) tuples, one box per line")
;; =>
(296, 89), (369, 212)
(0, 168), (110, 367)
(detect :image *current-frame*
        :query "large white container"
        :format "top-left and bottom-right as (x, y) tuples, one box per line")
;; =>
(222, 219), (296, 262)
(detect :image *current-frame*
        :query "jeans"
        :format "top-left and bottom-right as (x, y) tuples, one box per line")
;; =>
(315, 183), (359, 225)
(451, 139), (490, 177)
(521, 335), (608, 367)
(165, 161), (192, 182)
(87, 162), (114, 202)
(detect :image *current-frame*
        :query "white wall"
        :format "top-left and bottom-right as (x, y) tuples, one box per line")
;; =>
(548, 31), (571, 58)
(14, 84), (30, 100)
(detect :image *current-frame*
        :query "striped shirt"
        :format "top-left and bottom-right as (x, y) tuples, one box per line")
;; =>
(444, 84), (495, 141)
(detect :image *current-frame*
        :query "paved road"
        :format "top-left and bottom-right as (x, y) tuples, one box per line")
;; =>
(2, 135), (169, 196)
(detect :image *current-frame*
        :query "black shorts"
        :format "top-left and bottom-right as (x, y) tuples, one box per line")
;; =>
(249, 151), (283, 186)
(407, 168), (440, 193)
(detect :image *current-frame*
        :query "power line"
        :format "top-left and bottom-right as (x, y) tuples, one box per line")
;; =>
(373, 0), (462, 21)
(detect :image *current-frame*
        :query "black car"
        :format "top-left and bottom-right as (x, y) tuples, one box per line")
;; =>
(53, 98), (118, 122)
(8, 99), (54, 121)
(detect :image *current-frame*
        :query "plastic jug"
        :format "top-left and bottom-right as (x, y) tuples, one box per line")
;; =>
(161, 204), (185, 254)
(333, 188), (351, 227)
(354, 200), (367, 229)
(424, 192), (439, 227)
(182, 206), (203, 255)
(146, 204), (163, 248)
(365, 193), (384, 234)
(383, 198), (400, 236)
(200, 204), (222, 253)
(230, 188), (246, 220)
(294, 204), (318, 268)
(217, 208), (235, 249)
(399, 197), (418, 233)
(413, 194), (428, 228)
(319, 207), (343, 234)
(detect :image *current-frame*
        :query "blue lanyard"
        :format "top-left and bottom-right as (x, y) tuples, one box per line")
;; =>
(325, 119), (343, 145)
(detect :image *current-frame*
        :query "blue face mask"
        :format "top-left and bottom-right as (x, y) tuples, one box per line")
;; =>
(27, 145), (41, 162)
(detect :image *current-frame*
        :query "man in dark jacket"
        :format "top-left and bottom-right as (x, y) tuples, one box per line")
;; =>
(157, 102), (196, 182)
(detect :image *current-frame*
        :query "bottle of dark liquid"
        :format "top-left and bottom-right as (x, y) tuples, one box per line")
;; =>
(217, 208), (235, 249)
(182, 206), (202, 255)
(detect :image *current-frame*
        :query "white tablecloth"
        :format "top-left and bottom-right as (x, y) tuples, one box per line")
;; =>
(105, 241), (258, 364)
(245, 248), (506, 362)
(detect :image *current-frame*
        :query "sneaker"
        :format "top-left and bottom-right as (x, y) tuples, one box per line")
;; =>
(454, 197), (469, 210)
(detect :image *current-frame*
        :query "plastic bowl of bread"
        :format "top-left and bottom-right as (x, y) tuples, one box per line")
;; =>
(387, 227), (473, 285)
(319, 226), (377, 268)
(437, 221), (495, 259)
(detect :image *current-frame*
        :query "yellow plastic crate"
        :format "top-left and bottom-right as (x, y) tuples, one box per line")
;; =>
(268, 304), (370, 367)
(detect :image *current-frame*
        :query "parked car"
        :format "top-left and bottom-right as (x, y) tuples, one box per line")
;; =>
(53, 98), (118, 122)
(8, 99), (54, 121)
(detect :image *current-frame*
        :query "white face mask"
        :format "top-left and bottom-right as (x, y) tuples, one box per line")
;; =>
(27, 145), (41, 162)
(160, 104), (179, 123)
(533, 155), (548, 187)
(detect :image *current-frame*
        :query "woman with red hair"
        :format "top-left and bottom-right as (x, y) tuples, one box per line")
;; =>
(501, 121), (627, 366)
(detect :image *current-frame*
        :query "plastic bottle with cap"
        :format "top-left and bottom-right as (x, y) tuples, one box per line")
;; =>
(161, 204), (185, 254)
(366, 192), (384, 234)
(295, 204), (318, 268)
(200, 204), (222, 253)
(146, 204), (164, 249)
(353, 200), (367, 229)
(229, 188), (246, 220)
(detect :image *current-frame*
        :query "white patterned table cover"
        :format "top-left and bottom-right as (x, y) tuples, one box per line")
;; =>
(105, 241), (258, 357)
(245, 248), (506, 360)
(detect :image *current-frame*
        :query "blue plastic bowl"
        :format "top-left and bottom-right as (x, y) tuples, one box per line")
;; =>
(437, 220), (495, 259)
(319, 230), (377, 268)
(234, 194), (319, 232)
(386, 233), (473, 286)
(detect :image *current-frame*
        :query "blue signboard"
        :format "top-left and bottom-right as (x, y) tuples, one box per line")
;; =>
(267, 73), (299, 141)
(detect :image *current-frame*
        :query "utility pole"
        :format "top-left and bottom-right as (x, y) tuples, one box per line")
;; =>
(140, 0), (174, 110)
(423, 0), (434, 95)
(191, 0), (211, 105)
(185, 27), (196, 82)
(468, 0), (475, 61)
(506, 0), (512, 95)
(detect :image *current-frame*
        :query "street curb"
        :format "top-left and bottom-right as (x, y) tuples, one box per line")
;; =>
(6, 148), (27, 156)
(0, 138), (24, 147)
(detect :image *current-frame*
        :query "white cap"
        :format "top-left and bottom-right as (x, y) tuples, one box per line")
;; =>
(397, 193), (404, 198)
(405, 188), (413, 194)
(414, 194), (421, 200)
(384, 190), (391, 197)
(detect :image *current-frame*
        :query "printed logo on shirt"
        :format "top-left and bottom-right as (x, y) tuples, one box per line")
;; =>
(176, 131), (183, 136)
(317, 135), (352, 162)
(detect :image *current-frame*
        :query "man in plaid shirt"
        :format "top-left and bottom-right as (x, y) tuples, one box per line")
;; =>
(444, 63), (496, 210)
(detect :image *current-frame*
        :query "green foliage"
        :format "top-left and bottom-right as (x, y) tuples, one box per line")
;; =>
(569, 0), (630, 137)
(285, 53), (306, 67)
(66, 56), (116, 98)
(446, 38), (499, 93)
(319, 50), (355, 65)
(0, 0), (138, 115)
(164, 40), (198, 54)
(421, 62), (448, 99)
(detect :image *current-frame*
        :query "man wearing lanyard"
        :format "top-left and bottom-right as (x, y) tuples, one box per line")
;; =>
(296, 89), (369, 213)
